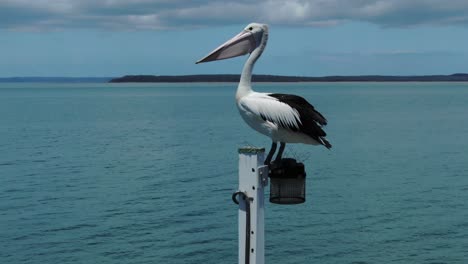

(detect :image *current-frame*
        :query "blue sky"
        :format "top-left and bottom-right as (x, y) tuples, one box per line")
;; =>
(0, 0), (467, 77)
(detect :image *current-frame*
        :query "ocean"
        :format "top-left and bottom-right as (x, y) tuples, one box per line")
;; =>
(1, 82), (467, 263)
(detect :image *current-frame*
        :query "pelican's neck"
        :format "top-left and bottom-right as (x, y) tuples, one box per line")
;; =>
(236, 28), (268, 101)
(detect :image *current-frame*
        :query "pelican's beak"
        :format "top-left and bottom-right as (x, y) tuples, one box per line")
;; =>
(196, 30), (256, 64)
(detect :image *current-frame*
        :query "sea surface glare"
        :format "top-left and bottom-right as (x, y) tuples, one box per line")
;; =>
(1, 82), (468, 264)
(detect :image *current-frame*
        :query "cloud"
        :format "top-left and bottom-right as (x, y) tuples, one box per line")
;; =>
(1, 0), (468, 31)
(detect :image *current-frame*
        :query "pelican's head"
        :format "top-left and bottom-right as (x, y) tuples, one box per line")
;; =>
(196, 23), (268, 64)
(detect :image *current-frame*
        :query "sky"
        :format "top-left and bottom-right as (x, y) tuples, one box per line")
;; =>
(0, 0), (467, 77)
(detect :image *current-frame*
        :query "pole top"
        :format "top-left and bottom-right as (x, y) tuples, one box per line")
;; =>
(238, 146), (265, 154)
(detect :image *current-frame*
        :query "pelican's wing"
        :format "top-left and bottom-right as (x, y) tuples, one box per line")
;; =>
(239, 92), (331, 148)
(268, 93), (328, 126)
(239, 93), (302, 131)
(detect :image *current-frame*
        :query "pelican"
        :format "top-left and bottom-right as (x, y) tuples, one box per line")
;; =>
(197, 23), (331, 165)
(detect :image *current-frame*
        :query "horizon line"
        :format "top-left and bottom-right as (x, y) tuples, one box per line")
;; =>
(1, 72), (468, 79)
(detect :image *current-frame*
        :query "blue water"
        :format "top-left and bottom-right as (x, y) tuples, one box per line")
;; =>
(1, 82), (468, 263)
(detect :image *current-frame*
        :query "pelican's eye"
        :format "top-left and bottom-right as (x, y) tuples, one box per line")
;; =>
(248, 27), (253, 31)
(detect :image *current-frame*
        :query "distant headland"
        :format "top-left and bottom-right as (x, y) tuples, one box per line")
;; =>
(109, 73), (468, 83)
(1, 74), (468, 83)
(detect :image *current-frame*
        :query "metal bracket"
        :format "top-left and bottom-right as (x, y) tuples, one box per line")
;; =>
(258, 165), (269, 187)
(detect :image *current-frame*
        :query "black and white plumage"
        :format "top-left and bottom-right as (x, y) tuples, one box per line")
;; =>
(197, 23), (331, 165)
(260, 93), (331, 148)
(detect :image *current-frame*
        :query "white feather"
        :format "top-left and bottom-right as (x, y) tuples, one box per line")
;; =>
(239, 92), (301, 128)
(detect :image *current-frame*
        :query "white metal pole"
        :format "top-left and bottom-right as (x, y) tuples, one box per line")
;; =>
(237, 147), (269, 264)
